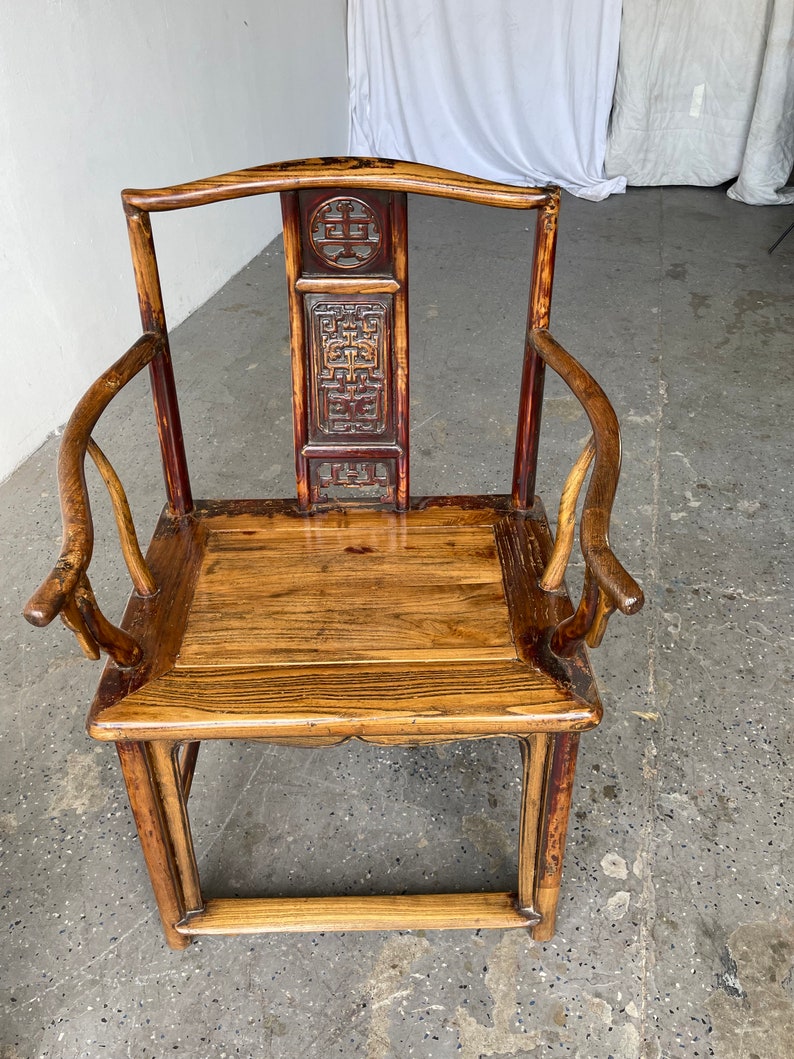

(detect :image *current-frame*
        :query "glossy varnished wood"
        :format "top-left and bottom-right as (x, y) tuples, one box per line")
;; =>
(179, 521), (514, 666)
(25, 158), (644, 946)
(116, 742), (191, 949)
(86, 438), (157, 597)
(24, 333), (161, 630)
(531, 732), (580, 940)
(124, 208), (192, 515)
(281, 183), (409, 509)
(176, 893), (535, 936)
(540, 435), (595, 592)
(90, 663), (599, 742)
(530, 328), (644, 654)
(517, 734), (551, 920)
(512, 193), (559, 507)
(87, 499), (601, 744)
(122, 156), (553, 213)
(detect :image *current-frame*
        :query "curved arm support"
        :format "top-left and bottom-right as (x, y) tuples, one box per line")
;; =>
(60, 597), (101, 660)
(586, 590), (616, 649)
(87, 439), (157, 597)
(74, 573), (143, 668)
(530, 329), (643, 655)
(23, 333), (161, 665)
(540, 434), (595, 592)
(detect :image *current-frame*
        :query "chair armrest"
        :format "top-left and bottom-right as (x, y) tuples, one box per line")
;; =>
(23, 333), (162, 665)
(530, 328), (644, 654)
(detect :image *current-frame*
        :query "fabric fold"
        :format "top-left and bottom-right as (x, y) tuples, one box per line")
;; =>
(348, 0), (624, 201)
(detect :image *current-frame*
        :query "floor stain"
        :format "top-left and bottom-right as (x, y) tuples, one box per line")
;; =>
(364, 935), (431, 1059)
(453, 933), (551, 1055)
(49, 750), (108, 815)
(0, 811), (19, 836)
(606, 891), (631, 920)
(601, 852), (629, 879)
(689, 292), (711, 320)
(260, 1013), (287, 1041)
(708, 919), (794, 1058)
(717, 289), (794, 347)
(716, 945), (746, 999)
(462, 814), (513, 861)
(544, 395), (584, 422)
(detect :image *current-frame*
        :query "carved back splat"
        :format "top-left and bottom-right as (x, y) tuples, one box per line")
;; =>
(281, 188), (409, 510)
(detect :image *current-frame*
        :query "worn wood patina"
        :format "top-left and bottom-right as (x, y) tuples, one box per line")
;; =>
(25, 158), (643, 947)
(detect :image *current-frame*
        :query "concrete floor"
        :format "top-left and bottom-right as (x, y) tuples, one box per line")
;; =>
(1, 186), (792, 1058)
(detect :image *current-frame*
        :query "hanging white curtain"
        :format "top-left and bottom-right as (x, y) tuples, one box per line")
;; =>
(606, 0), (794, 205)
(347, 0), (626, 201)
(728, 0), (794, 205)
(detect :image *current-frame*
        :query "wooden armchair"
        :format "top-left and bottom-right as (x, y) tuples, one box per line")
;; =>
(24, 158), (643, 948)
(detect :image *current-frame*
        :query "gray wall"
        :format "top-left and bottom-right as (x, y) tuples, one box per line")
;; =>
(0, 0), (349, 480)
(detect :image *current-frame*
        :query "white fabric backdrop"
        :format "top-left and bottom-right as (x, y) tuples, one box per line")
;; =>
(348, 0), (626, 201)
(728, 0), (794, 205)
(607, 0), (794, 205)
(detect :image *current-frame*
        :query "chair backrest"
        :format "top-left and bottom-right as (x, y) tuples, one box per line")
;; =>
(121, 158), (559, 514)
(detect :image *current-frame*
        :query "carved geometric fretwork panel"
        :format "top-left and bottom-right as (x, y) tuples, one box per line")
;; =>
(312, 461), (395, 504)
(285, 187), (407, 510)
(308, 196), (383, 269)
(309, 300), (391, 438)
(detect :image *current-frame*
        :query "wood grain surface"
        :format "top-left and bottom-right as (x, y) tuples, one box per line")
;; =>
(122, 156), (553, 213)
(178, 523), (514, 666)
(176, 893), (534, 936)
(24, 159), (646, 945)
(87, 500), (601, 743)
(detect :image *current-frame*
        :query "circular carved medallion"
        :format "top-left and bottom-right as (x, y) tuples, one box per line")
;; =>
(309, 196), (382, 269)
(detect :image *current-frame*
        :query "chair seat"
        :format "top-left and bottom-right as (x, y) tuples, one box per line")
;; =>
(88, 497), (601, 743)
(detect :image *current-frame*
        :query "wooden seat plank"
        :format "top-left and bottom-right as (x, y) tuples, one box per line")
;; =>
(179, 521), (515, 667)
